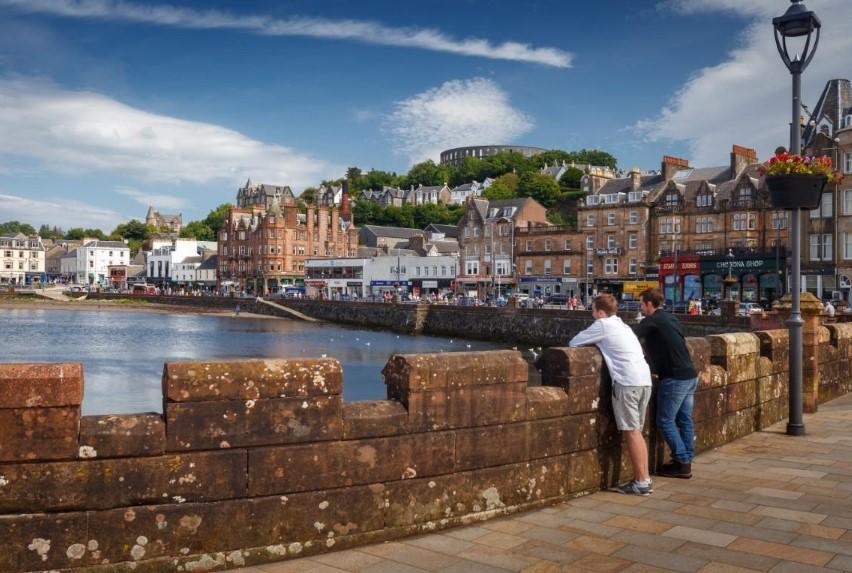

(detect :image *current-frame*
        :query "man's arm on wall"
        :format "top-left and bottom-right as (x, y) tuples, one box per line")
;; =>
(569, 321), (604, 347)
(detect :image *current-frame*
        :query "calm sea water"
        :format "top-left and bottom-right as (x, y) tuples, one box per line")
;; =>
(0, 308), (502, 415)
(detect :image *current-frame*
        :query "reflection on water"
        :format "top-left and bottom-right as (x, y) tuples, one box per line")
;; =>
(1, 308), (500, 415)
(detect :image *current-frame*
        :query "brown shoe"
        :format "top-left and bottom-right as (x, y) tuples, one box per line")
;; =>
(657, 462), (692, 479)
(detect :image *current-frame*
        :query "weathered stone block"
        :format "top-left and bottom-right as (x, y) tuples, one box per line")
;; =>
(597, 446), (634, 489)
(163, 358), (342, 402)
(693, 388), (725, 422)
(526, 386), (569, 420)
(0, 450), (247, 513)
(709, 332), (760, 357)
(698, 364), (727, 390)
(384, 472), (467, 527)
(79, 414), (165, 458)
(0, 511), (88, 571)
(0, 362), (83, 408)
(757, 375), (785, 404)
(403, 383), (527, 431)
(0, 406), (79, 462)
(247, 432), (454, 496)
(826, 324), (852, 359)
(539, 346), (606, 382)
(686, 338), (710, 373)
(756, 329), (789, 371)
(568, 449), (601, 493)
(713, 353), (758, 384)
(383, 350), (527, 393)
(165, 396), (342, 451)
(529, 414), (597, 459)
(456, 423), (529, 471)
(249, 486), (386, 546)
(725, 379), (758, 413)
(342, 400), (407, 439)
(594, 412), (621, 449)
(85, 499), (254, 567)
(758, 399), (787, 429)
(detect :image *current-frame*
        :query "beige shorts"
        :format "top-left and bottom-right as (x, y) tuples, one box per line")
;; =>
(612, 384), (652, 431)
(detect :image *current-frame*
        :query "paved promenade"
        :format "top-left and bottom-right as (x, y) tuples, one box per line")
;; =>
(240, 392), (852, 573)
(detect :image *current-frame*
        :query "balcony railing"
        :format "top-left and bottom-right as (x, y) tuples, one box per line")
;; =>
(515, 225), (574, 235)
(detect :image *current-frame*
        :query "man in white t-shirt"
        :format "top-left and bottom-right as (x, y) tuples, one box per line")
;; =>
(570, 293), (654, 496)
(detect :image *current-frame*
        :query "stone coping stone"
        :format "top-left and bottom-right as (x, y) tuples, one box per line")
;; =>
(0, 362), (83, 408)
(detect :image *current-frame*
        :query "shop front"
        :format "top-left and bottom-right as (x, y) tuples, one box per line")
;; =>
(700, 256), (785, 304)
(518, 276), (564, 297)
(658, 256), (700, 303)
(623, 281), (658, 301)
(410, 278), (453, 299)
(370, 280), (412, 297)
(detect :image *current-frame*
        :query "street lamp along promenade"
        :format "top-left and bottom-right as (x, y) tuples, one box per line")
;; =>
(772, 0), (822, 437)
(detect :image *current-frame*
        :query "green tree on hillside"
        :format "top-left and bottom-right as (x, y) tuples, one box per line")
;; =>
(300, 187), (318, 205)
(65, 228), (107, 241)
(517, 172), (561, 209)
(361, 169), (399, 191)
(0, 221), (37, 235)
(37, 224), (65, 240)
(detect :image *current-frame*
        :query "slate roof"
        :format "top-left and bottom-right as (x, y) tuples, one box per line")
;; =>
(597, 174), (664, 196)
(430, 241), (460, 254)
(197, 255), (218, 271)
(424, 223), (459, 238)
(361, 225), (424, 239)
(84, 240), (129, 249)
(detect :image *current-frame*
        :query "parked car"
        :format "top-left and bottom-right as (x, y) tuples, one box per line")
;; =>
(545, 294), (569, 305)
(456, 296), (481, 307)
(738, 302), (763, 316)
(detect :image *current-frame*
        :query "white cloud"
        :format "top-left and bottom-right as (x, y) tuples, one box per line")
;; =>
(0, 77), (337, 189)
(1, 0), (573, 68)
(387, 78), (535, 164)
(638, 0), (851, 166)
(115, 186), (186, 210)
(0, 192), (127, 230)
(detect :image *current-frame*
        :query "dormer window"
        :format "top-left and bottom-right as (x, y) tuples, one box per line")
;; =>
(738, 186), (753, 201)
(664, 192), (680, 207)
(628, 191), (642, 203)
(697, 194), (713, 208)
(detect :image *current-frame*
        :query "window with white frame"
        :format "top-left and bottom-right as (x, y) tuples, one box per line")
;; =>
(563, 259), (571, 274)
(586, 214), (595, 227)
(495, 260), (510, 276)
(524, 260), (532, 275)
(809, 233), (833, 261)
(629, 211), (639, 224)
(659, 217), (681, 234)
(607, 213), (616, 225)
(664, 192), (680, 207)
(696, 216), (714, 234)
(464, 227), (470, 238)
(628, 191), (642, 203)
(733, 213), (756, 230)
(544, 239), (552, 251)
(845, 190), (852, 215)
(586, 259), (594, 274)
(771, 212), (788, 229)
(628, 233), (638, 249)
(844, 233), (852, 260)
(465, 260), (479, 275)
(810, 192), (833, 218)
(473, 227), (480, 237)
(485, 244), (491, 255)
(629, 258), (637, 275)
(738, 186), (753, 201)
(845, 152), (852, 174)
(564, 239), (571, 250)
(696, 193), (713, 208)
(604, 257), (618, 274)
(607, 235), (616, 249)
(586, 235), (594, 250)
(543, 259), (552, 276)
(525, 240), (533, 252)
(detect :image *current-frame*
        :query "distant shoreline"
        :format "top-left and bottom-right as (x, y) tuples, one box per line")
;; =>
(0, 298), (273, 319)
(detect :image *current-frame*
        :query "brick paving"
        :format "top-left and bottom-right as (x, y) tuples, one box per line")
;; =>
(238, 392), (852, 573)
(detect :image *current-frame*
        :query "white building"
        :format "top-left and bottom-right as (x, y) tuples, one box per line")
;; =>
(60, 240), (130, 285)
(305, 253), (458, 299)
(195, 255), (218, 289)
(147, 239), (217, 286)
(0, 233), (45, 285)
(448, 178), (493, 205)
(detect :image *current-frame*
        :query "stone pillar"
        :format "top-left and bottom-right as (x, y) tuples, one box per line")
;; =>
(774, 292), (823, 413)
(720, 300), (737, 322)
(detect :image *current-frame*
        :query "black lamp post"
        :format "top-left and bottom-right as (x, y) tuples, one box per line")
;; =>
(772, 0), (821, 436)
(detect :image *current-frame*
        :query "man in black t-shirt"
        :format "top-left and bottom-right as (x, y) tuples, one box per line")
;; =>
(634, 288), (698, 479)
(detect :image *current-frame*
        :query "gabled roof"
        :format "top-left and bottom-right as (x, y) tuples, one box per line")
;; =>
(597, 173), (664, 196)
(430, 240), (460, 254)
(84, 240), (129, 249)
(197, 255), (218, 271)
(424, 223), (458, 238)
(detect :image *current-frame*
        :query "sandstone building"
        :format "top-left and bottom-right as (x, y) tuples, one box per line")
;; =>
(217, 185), (358, 294)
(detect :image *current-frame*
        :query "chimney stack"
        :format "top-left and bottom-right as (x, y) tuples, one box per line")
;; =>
(629, 168), (642, 191)
(661, 155), (690, 181)
(730, 145), (758, 177)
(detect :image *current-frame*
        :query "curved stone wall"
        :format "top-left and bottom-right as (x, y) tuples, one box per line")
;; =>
(1, 325), (851, 572)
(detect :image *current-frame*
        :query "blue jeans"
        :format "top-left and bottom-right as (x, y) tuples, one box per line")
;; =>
(656, 377), (698, 463)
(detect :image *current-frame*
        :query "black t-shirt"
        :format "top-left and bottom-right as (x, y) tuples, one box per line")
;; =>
(633, 309), (698, 380)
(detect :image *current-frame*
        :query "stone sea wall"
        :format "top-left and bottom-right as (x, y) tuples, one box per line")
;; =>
(2, 323), (852, 572)
(86, 294), (750, 344)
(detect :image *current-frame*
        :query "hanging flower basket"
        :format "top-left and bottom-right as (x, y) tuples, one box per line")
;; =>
(765, 173), (827, 210)
(759, 150), (841, 210)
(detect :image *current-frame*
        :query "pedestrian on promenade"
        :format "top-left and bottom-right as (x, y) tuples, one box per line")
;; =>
(634, 288), (698, 479)
(569, 293), (654, 496)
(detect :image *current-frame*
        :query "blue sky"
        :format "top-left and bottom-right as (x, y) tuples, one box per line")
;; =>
(0, 0), (849, 230)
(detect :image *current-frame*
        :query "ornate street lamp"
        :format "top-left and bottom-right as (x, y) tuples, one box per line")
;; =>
(772, 0), (821, 436)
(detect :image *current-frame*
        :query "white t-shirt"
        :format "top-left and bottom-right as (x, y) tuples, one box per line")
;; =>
(568, 315), (652, 387)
